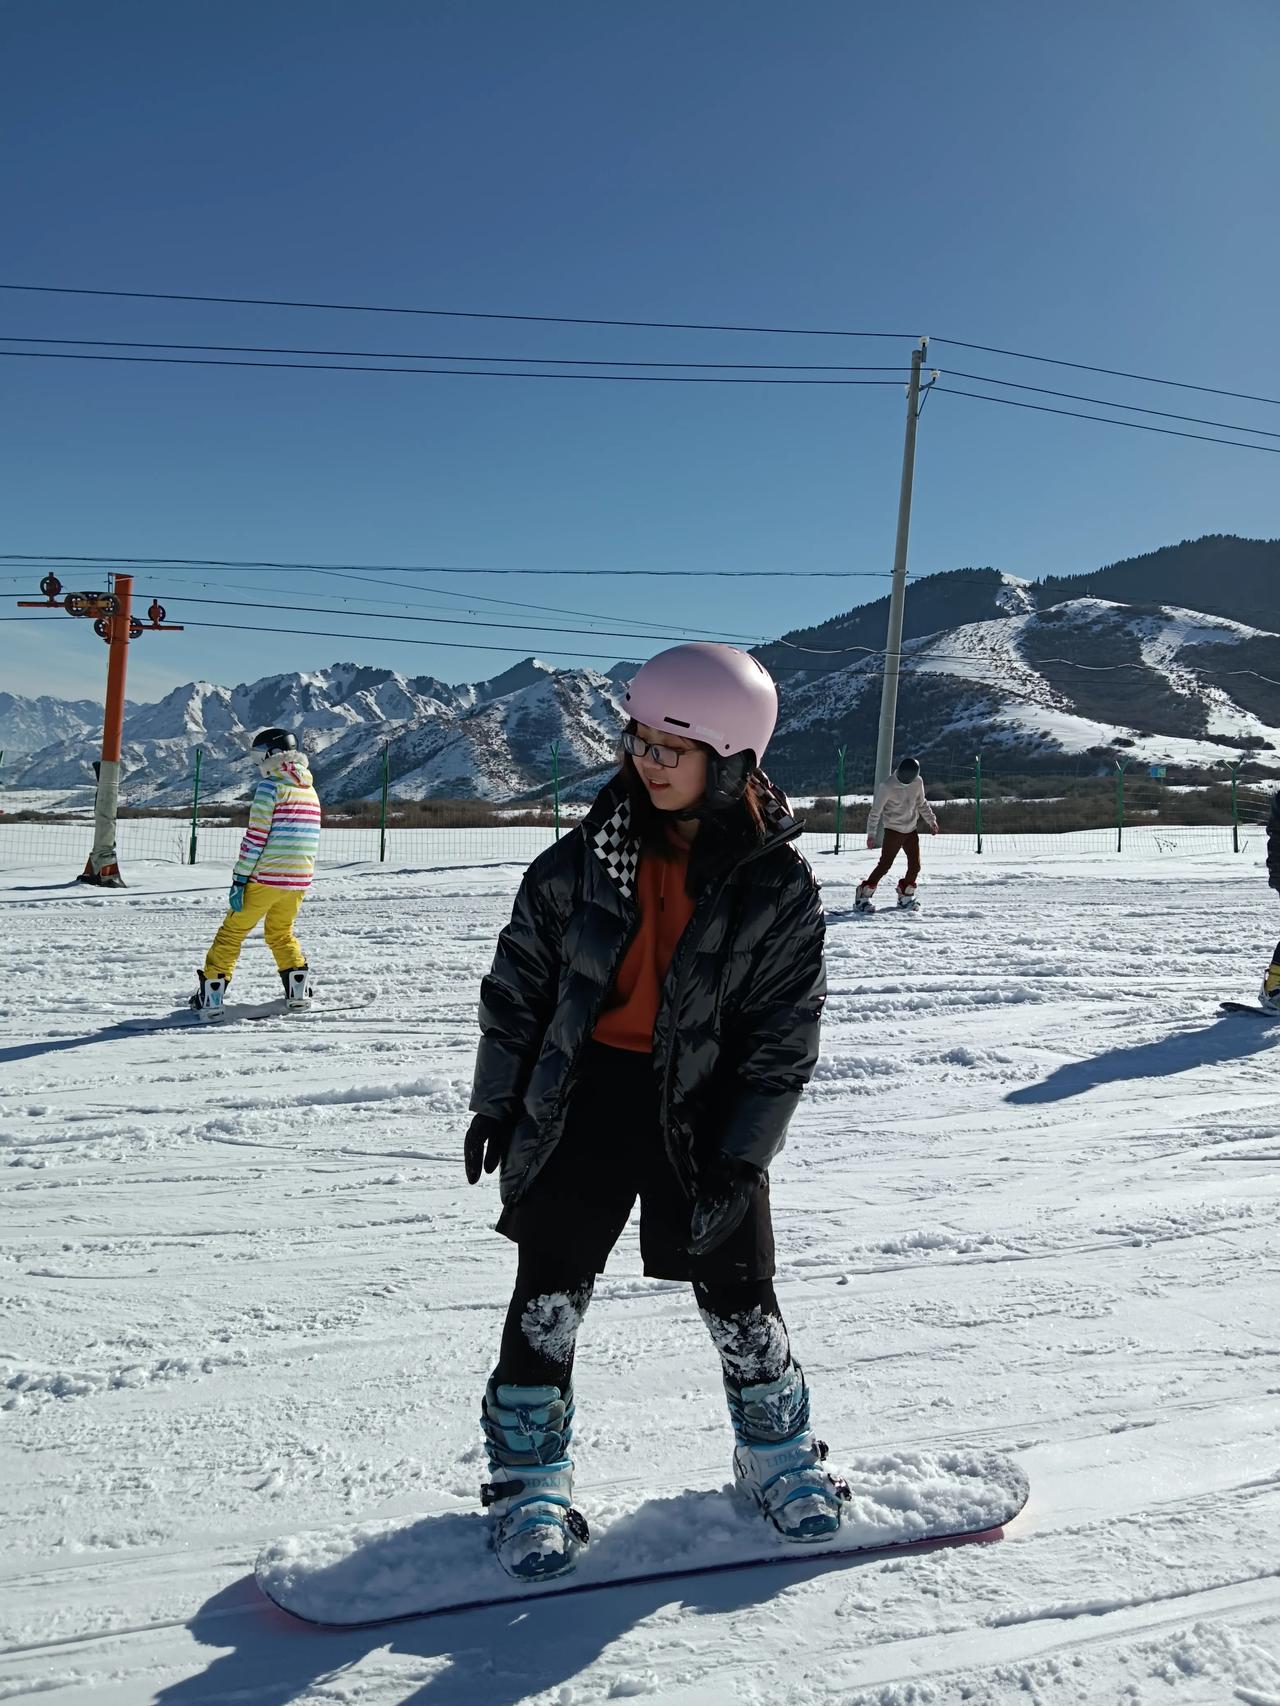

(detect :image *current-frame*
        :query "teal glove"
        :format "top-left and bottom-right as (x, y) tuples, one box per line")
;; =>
(228, 879), (248, 912)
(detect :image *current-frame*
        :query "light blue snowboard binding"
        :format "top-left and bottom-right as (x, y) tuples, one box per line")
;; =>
(480, 1379), (589, 1581)
(727, 1363), (851, 1542)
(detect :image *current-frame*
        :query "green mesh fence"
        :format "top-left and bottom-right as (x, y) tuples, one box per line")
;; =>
(0, 751), (1272, 873)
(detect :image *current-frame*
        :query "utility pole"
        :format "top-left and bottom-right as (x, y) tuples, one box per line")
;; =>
(871, 338), (934, 835)
(16, 573), (183, 886)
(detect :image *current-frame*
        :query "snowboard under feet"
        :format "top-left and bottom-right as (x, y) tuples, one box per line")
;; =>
(1220, 1000), (1280, 1021)
(255, 1446), (1028, 1628)
(118, 994), (376, 1034)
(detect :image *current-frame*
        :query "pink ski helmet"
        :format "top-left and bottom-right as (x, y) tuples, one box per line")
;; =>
(624, 643), (778, 765)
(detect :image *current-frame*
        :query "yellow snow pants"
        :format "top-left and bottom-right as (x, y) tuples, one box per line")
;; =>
(204, 883), (307, 981)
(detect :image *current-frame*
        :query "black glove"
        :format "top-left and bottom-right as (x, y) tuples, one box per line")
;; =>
(464, 1114), (512, 1185)
(688, 1157), (764, 1259)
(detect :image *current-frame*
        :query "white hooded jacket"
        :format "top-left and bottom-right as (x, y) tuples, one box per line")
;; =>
(866, 775), (938, 837)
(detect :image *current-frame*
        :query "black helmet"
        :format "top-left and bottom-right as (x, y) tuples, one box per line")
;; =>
(895, 756), (920, 783)
(251, 727), (297, 757)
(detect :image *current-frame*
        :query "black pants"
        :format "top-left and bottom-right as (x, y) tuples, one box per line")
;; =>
(496, 1246), (791, 1391)
(494, 1043), (788, 1391)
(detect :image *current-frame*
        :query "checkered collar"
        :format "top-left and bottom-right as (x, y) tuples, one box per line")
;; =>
(585, 786), (640, 903)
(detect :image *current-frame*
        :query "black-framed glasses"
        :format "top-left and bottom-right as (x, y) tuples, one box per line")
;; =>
(622, 730), (686, 769)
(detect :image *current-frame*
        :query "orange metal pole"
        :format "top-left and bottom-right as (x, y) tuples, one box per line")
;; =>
(79, 574), (133, 887)
(101, 574), (132, 764)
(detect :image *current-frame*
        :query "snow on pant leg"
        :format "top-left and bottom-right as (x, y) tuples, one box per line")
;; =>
(202, 881), (278, 981)
(901, 831), (922, 885)
(261, 889), (307, 971)
(693, 1278), (792, 1387)
(866, 828), (908, 886)
(495, 1248), (597, 1390)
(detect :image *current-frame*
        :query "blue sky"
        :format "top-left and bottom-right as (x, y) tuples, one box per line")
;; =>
(2, 0), (1278, 703)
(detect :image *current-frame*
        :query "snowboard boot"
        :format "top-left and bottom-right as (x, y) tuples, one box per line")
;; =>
(281, 965), (313, 1010)
(896, 881), (919, 910)
(726, 1362), (850, 1543)
(854, 881), (877, 914)
(188, 971), (228, 1022)
(1261, 962), (1280, 1014)
(480, 1378), (589, 1582)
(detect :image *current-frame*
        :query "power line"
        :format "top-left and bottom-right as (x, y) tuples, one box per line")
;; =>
(5, 281), (1274, 406)
(934, 387), (1280, 455)
(0, 348), (909, 386)
(0, 282), (915, 340)
(5, 560), (762, 644)
(932, 337), (1280, 409)
(946, 370), (1280, 442)
(1, 553), (898, 579)
(114, 589), (769, 650)
(0, 334), (909, 374)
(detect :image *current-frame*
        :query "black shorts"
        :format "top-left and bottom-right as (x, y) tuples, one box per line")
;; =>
(497, 1041), (775, 1283)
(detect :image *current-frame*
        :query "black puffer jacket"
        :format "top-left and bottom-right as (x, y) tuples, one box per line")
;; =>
(1268, 791), (1280, 892)
(469, 773), (826, 1206)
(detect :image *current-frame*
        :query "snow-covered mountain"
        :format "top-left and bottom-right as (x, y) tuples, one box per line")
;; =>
(768, 598), (1280, 784)
(0, 692), (110, 756)
(6, 545), (1280, 803)
(3, 660), (626, 804)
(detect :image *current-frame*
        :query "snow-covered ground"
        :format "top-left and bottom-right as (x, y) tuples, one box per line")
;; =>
(3, 832), (1280, 1705)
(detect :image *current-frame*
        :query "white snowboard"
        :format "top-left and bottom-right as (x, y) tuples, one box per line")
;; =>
(256, 1446), (1029, 1627)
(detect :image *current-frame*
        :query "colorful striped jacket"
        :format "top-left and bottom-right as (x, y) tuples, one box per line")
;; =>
(233, 756), (321, 890)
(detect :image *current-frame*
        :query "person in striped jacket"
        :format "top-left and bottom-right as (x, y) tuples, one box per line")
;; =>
(191, 728), (322, 1020)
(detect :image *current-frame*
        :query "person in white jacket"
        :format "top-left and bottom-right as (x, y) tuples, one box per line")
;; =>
(856, 757), (938, 910)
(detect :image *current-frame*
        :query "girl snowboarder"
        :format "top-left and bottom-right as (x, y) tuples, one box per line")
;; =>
(464, 642), (848, 1581)
(190, 728), (321, 1019)
(856, 755), (939, 911)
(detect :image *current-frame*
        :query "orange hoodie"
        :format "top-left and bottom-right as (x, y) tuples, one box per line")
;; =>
(593, 832), (696, 1053)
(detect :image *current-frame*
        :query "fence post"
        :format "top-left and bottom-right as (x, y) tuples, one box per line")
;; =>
(833, 745), (846, 854)
(550, 741), (561, 840)
(1115, 758), (1129, 852)
(974, 753), (983, 855)
(1230, 760), (1241, 854)
(379, 743), (390, 862)
(187, 746), (202, 865)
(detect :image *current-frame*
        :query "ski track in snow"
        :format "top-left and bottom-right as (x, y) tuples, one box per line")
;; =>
(2, 838), (1280, 1704)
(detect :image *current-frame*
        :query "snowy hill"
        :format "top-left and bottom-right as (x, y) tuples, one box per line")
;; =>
(5, 837), (1280, 1702)
(766, 597), (1280, 783)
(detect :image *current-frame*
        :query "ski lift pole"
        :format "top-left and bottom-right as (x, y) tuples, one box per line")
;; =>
(188, 746), (203, 866)
(379, 743), (391, 863)
(833, 746), (846, 854)
(16, 572), (182, 885)
(550, 741), (561, 840)
(1230, 759), (1242, 854)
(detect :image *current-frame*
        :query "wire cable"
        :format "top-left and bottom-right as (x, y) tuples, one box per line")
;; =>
(0, 282), (915, 340)
(946, 370), (1280, 441)
(0, 562), (901, 590)
(934, 387), (1280, 455)
(0, 334), (909, 374)
(0, 348), (909, 386)
(5, 282), (1275, 406)
(932, 337), (1280, 409)
(116, 589), (769, 650)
